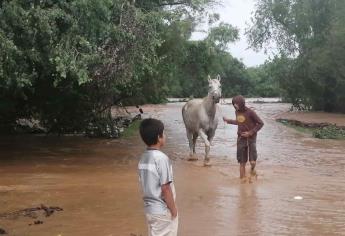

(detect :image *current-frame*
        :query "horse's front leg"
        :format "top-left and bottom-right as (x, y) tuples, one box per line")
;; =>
(207, 129), (216, 146)
(198, 129), (211, 166)
(187, 130), (198, 160)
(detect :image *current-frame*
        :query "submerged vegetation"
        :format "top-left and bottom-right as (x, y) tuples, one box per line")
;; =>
(313, 125), (345, 140)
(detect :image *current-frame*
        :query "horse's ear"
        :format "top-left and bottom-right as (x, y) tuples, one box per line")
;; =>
(207, 75), (212, 83)
(217, 74), (221, 82)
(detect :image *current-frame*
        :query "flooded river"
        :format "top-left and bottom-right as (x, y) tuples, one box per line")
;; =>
(0, 101), (344, 236)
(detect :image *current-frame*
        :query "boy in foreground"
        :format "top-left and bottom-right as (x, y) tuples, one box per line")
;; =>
(138, 118), (178, 236)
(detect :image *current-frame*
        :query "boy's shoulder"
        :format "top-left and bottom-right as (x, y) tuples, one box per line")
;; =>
(246, 107), (260, 115)
(154, 150), (170, 164)
(140, 149), (169, 162)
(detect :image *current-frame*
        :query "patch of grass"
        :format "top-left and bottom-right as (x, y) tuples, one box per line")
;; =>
(313, 125), (345, 139)
(121, 119), (141, 138)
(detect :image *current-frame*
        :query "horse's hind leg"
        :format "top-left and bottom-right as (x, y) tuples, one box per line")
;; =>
(192, 133), (198, 154)
(187, 130), (198, 160)
(198, 130), (211, 166)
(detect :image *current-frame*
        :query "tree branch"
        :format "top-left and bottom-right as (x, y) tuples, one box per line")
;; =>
(158, 0), (190, 7)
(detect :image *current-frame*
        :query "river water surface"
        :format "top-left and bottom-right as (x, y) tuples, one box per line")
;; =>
(0, 101), (344, 236)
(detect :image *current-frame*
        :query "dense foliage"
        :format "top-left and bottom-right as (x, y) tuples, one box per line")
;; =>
(3, 0), (343, 134)
(0, 0), (256, 133)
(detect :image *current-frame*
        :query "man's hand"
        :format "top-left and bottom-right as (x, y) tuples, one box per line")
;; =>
(222, 117), (228, 123)
(241, 131), (252, 138)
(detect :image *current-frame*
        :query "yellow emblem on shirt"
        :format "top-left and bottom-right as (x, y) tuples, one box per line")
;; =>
(237, 115), (246, 123)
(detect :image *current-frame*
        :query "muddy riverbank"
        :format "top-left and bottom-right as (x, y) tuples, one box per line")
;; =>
(0, 101), (344, 236)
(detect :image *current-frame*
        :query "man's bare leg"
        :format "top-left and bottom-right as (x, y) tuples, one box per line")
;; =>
(240, 163), (246, 182)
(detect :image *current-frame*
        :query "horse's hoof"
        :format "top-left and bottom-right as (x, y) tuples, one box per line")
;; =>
(188, 156), (198, 161)
(203, 160), (212, 167)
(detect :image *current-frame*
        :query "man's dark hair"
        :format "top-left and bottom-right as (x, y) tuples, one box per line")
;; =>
(139, 118), (164, 146)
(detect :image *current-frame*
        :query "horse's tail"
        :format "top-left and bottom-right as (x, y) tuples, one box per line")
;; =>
(181, 102), (190, 125)
(182, 103), (186, 122)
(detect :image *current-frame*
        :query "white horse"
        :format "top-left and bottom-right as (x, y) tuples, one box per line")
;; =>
(182, 75), (221, 166)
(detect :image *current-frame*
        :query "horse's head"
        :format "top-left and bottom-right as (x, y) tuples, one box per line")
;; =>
(207, 75), (222, 103)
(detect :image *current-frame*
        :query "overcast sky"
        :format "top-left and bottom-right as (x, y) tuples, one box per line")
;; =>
(191, 0), (273, 67)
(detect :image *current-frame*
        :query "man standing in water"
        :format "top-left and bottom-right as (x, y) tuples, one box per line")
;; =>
(223, 95), (264, 182)
(138, 118), (178, 236)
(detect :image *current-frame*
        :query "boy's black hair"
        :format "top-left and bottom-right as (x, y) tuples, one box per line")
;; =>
(139, 118), (164, 146)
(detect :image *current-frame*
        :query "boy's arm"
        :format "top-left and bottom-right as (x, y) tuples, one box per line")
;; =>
(249, 111), (264, 135)
(223, 117), (238, 125)
(161, 183), (177, 218)
(158, 156), (177, 219)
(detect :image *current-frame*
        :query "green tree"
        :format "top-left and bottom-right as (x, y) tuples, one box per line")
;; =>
(0, 0), (218, 133)
(247, 0), (345, 112)
(157, 17), (247, 98)
(247, 60), (282, 98)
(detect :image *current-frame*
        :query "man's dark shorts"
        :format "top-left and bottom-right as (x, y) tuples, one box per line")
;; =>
(237, 136), (257, 163)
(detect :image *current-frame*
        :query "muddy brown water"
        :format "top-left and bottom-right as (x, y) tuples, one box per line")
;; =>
(0, 101), (344, 236)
